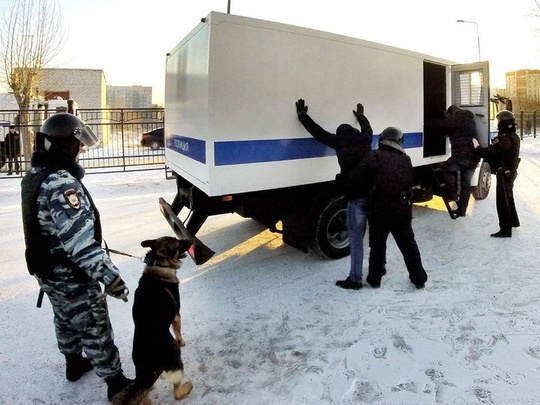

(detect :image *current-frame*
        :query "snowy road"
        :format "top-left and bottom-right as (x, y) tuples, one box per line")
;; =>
(1, 141), (539, 404)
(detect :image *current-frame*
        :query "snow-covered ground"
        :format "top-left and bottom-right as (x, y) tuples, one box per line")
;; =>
(1, 140), (539, 404)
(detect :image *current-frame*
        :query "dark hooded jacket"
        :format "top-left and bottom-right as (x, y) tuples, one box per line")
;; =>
(298, 111), (373, 200)
(426, 109), (480, 167)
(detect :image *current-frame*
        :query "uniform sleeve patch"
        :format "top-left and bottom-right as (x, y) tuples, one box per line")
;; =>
(63, 189), (81, 209)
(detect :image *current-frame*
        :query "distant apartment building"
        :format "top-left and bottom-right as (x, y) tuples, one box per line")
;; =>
(107, 85), (152, 108)
(36, 68), (109, 142)
(37, 68), (107, 109)
(506, 69), (540, 107)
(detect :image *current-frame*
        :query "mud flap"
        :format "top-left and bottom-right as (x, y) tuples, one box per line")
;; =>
(159, 197), (215, 265)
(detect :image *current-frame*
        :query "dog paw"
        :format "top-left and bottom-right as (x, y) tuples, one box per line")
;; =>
(174, 381), (193, 400)
(177, 338), (186, 347)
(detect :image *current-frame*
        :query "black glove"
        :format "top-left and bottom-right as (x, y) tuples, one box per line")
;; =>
(105, 277), (129, 302)
(296, 99), (308, 115)
(353, 103), (364, 118)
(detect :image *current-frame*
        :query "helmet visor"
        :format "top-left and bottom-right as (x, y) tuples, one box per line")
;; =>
(75, 126), (100, 149)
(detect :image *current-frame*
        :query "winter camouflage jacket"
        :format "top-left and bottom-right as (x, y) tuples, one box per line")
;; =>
(21, 151), (120, 285)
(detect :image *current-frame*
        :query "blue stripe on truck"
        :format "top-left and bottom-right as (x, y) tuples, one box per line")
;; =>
(168, 135), (207, 163)
(169, 132), (423, 166)
(215, 138), (335, 166)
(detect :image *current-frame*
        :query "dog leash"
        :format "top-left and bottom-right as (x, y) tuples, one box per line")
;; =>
(103, 239), (146, 263)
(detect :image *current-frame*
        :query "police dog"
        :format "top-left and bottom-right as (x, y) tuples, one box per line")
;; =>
(114, 236), (193, 405)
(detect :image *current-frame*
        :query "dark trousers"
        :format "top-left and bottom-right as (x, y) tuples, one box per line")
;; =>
(496, 171), (519, 232)
(367, 211), (428, 286)
(443, 159), (477, 214)
(7, 155), (20, 173)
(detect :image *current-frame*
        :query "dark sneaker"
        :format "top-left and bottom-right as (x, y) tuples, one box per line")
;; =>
(452, 210), (465, 217)
(490, 230), (511, 238)
(65, 354), (93, 382)
(414, 283), (425, 289)
(335, 277), (362, 290)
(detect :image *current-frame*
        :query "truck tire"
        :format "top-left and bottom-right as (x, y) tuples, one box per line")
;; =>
(471, 160), (491, 200)
(310, 194), (350, 259)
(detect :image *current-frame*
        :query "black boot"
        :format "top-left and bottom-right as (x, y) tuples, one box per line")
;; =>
(105, 372), (133, 402)
(65, 354), (93, 382)
(490, 229), (512, 238)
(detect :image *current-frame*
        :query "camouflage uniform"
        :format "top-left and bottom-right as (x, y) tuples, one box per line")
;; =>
(24, 164), (122, 378)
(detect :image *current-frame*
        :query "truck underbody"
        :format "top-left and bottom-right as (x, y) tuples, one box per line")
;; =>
(169, 162), (490, 259)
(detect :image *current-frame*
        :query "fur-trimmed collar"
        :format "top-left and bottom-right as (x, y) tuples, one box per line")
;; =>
(142, 266), (179, 284)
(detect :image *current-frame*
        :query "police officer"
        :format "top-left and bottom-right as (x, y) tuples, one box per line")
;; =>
(348, 127), (428, 289)
(21, 113), (132, 402)
(475, 110), (521, 237)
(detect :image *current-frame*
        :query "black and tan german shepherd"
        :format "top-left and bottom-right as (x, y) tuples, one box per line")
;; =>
(114, 236), (193, 405)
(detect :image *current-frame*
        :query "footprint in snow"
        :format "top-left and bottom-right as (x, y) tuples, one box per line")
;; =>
(391, 333), (413, 354)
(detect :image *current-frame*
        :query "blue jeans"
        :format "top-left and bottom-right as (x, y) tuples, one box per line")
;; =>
(347, 198), (368, 282)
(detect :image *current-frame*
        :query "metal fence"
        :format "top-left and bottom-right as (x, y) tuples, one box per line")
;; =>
(516, 111), (539, 139)
(2, 106), (537, 180)
(1, 107), (166, 179)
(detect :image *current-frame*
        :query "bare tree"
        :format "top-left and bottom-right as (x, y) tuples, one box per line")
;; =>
(0, 0), (65, 164)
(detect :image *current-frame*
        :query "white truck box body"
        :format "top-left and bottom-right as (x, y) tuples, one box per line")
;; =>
(165, 12), (488, 197)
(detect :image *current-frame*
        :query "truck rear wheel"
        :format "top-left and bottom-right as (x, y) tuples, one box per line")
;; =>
(310, 194), (350, 259)
(471, 161), (491, 200)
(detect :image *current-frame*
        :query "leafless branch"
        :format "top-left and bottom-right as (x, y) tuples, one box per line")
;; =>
(0, 0), (66, 166)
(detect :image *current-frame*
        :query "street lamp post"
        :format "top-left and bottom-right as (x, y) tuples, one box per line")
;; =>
(457, 19), (481, 61)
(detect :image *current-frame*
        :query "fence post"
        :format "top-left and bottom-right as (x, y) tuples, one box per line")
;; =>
(519, 111), (523, 140)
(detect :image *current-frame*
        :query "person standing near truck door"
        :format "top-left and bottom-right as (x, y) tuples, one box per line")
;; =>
(475, 110), (520, 237)
(346, 127), (428, 289)
(295, 99), (372, 290)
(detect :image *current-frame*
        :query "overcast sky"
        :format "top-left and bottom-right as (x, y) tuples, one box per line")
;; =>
(1, 0), (539, 104)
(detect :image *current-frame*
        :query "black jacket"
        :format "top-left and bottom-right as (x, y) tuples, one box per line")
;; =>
(476, 131), (520, 173)
(298, 111), (373, 200)
(5, 130), (21, 158)
(426, 109), (479, 167)
(348, 142), (414, 220)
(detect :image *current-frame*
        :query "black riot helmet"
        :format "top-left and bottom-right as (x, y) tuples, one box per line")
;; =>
(380, 126), (403, 142)
(36, 113), (99, 160)
(379, 126), (404, 151)
(496, 110), (516, 134)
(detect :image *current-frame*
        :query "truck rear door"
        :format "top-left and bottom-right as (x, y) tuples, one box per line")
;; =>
(451, 62), (490, 147)
(452, 62), (490, 146)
